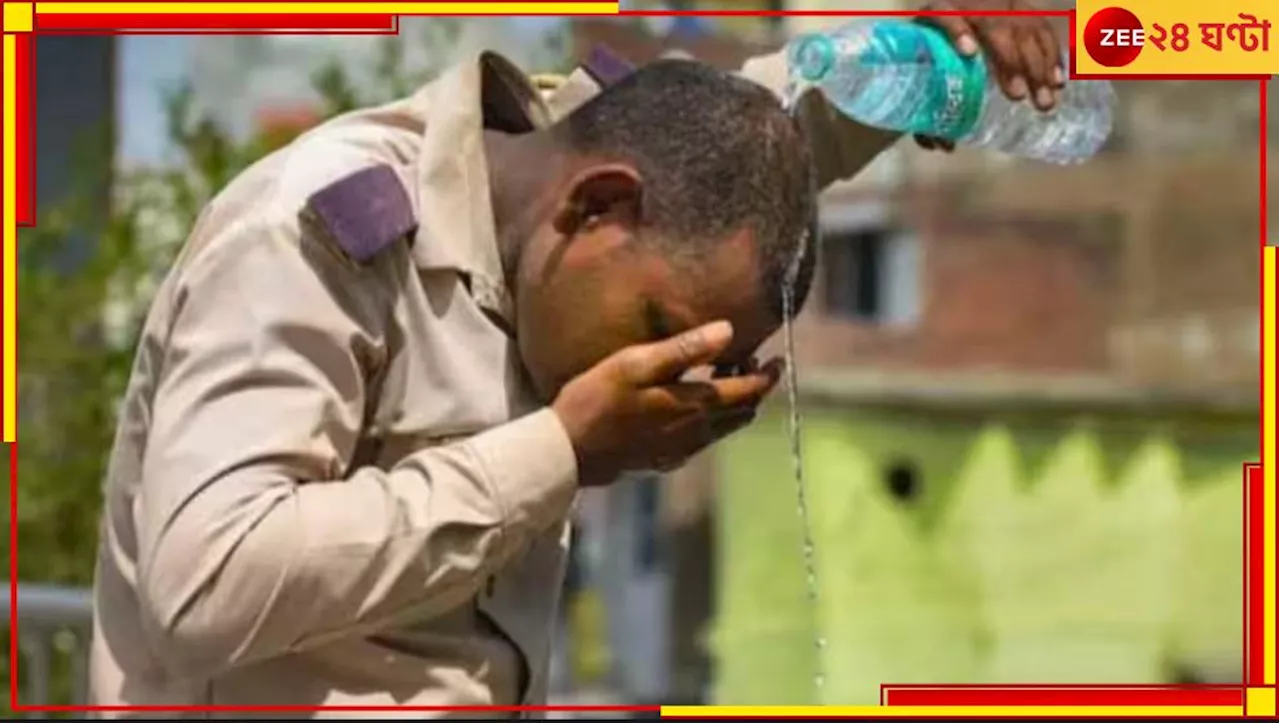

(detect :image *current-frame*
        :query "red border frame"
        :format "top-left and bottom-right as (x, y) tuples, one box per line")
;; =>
(4, 3), (1274, 717)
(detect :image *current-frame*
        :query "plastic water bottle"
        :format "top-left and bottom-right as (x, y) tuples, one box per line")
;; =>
(785, 20), (1117, 165)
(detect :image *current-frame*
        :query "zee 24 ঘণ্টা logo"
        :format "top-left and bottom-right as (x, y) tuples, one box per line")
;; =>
(1082, 5), (1272, 68)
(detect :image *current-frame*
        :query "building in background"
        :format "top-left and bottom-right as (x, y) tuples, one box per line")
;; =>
(35, 36), (117, 256)
(20, 35), (117, 427)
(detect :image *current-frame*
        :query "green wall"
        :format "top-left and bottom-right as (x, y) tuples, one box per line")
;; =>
(711, 407), (1253, 705)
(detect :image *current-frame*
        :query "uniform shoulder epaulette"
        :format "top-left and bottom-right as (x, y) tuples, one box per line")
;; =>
(582, 44), (636, 88)
(305, 164), (417, 264)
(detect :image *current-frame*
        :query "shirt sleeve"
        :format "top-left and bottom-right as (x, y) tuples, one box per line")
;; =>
(135, 216), (579, 680)
(736, 50), (904, 190)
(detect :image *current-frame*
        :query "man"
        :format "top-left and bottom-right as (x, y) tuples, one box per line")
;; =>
(89, 1), (1064, 715)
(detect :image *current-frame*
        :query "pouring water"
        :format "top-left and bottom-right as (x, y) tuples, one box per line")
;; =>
(780, 229), (826, 699)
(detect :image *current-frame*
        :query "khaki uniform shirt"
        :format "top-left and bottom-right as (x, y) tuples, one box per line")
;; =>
(88, 49), (897, 718)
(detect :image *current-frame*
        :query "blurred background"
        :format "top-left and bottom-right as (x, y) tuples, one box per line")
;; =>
(4, 0), (1276, 715)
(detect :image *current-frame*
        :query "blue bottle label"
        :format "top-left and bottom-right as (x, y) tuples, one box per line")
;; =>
(915, 25), (988, 140)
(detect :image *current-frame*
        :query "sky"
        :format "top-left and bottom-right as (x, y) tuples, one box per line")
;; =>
(117, 35), (190, 166)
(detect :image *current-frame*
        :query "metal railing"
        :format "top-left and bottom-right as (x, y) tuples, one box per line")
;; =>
(0, 581), (656, 716)
(1, 581), (93, 714)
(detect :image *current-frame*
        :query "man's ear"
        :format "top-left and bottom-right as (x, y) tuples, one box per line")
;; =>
(552, 164), (643, 237)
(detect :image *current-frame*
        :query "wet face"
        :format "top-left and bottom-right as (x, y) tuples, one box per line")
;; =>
(512, 166), (779, 401)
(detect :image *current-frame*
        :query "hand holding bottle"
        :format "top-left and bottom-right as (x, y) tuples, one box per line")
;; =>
(785, 2), (1115, 165)
(914, 0), (1067, 153)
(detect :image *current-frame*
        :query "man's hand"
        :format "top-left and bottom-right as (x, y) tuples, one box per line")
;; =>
(552, 321), (782, 487)
(916, 0), (1066, 152)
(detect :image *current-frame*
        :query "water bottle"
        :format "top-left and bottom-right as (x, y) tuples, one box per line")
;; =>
(785, 20), (1117, 165)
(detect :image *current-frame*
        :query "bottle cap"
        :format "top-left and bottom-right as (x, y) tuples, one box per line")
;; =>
(788, 34), (836, 83)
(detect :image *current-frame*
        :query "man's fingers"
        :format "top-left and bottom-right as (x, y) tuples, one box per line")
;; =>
(709, 364), (781, 408)
(757, 355), (784, 375)
(652, 381), (721, 412)
(643, 358), (779, 424)
(637, 362), (777, 471)
(922, 6), (1069, 112)
(647, 366), (778, 415)
(1041, 28), (1066, 107)
(713, 356), (761, 379)
(991, 68), (1026, 104)
(981, 28), (1029, 100)
(1037, 25), (1066, 88)
(619, 320), (734, 385)
(921, 3), (981, 56)
(1018, 31), (1054, 110)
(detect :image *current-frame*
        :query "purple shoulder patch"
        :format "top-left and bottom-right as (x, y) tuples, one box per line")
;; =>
(306, 165), (417, 263)
(582, 44), (636, 88)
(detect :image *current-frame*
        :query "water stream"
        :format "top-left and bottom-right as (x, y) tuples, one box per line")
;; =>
(780, 228), (826, 699)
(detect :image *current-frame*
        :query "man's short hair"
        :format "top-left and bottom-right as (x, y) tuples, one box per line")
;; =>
(553, 59), (818, 321)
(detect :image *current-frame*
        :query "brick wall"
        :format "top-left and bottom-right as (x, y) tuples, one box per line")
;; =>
(792, 195), (1120, 374)
(794, 149), (1262, 391)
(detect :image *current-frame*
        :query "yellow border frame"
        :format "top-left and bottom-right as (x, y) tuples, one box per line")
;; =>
(1, 2), (1274, 718)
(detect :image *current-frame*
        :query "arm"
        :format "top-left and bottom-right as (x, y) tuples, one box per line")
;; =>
(136, 218), (578, 679)
(735, 0), (1066, 188)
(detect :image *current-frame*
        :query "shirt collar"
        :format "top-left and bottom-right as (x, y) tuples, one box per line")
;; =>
(410, 51), (552, 323)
